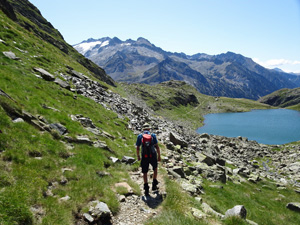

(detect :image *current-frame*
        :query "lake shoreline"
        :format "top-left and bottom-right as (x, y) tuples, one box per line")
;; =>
(197, 109), (300, 145)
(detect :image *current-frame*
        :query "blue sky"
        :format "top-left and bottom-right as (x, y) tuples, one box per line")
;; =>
(29, 0), (300, 73)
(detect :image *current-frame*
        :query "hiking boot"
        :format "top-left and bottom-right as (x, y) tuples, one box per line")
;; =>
(144, 183), (150, 196)
(152, 179), (159, 191)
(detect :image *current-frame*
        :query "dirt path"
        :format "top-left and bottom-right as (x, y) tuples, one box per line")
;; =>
(112, 168), (166, 225)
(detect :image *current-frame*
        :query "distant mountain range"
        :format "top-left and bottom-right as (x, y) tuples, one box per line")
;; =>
(74, 37), (300, 100)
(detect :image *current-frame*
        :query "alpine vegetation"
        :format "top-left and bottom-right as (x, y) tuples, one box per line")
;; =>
(0, 1), (300, 225)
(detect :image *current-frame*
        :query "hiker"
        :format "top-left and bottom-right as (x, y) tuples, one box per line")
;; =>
(136, 123), (161, 196)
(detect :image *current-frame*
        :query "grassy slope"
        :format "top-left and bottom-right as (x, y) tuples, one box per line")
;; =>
(0, 9), (140, 224)
(258, 87), (300, 109)
(119, 82), (273, 129)
(287, 104), (300, 111)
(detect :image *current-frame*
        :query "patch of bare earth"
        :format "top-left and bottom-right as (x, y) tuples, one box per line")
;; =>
(112, 168), (166, 225)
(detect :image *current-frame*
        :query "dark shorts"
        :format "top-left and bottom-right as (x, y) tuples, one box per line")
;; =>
(141, 153), (157, 174)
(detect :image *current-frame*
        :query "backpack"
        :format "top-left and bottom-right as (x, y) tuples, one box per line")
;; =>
(141, 133), (156, 158)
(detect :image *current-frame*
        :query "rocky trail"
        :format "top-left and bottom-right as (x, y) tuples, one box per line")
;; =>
(112, 169), (166, 225)
(3, 67), (299, 224)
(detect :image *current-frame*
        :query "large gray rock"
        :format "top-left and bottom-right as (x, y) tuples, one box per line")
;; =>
(54, 78), (70, 89)
(169, 132), (188, 148)
(33, 68), (55, 81)
(121, 156), (136, 164)
(190, 207), (207, 219)
(69, 69), (87, 80)
(201, 202), (224, 219)
(49, 123), (68, 135)
(3, 51), (20, 60)
(168, 166), (186, 178)
(85, 201), (112, 224)
(225, 205), (247, 219)
(196, 152), (216, 166)
(180, 180), (199, 196)
(288, 162), (300, 173)
(74, 135), (93, 145)
(109, 157), (120, 163)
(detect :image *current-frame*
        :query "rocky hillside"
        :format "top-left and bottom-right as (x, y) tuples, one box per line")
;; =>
(1, 1), (300, 225)
(74, 37), (300, 100)
(0, 0), (115, 87)
(258, 87), (300, 108)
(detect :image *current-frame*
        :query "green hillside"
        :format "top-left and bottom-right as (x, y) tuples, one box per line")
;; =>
(1, 1), (300, 225)
(0, 1), (138, 224)
(119, 80), (272, 129)
(258, 87), (300, 109)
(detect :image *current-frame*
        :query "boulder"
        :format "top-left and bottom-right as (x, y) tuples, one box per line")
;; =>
(286, 202), (300, 212)
(201, 202), (224, 219)
(216, 157), (226, 166)
(199, 133), (210, 139)
(83, 213), (94, 223)
(87, 201), (112, 224)
(248, 174), (261, 183)
(169, 132), (188, 148)
(225, 205), (247, 219)
(96, 171), (111, 177)
(54, 78), (70, 89)
(196, 152), (216, 166)
(115, 182), (133, 195)
(190, 207), (207, 219)
(59, 195), (70, 202)
(288, 162), (300, 173)
(93, 140), (112, 152)
(77, 116), (96, 128)
(33, 68), (55, 81)
(74, 135), (93, 145)
(233, 167), (250, 178)
(121, 156), (136, 164)
(180, 180), (199, 196)
(49, 123), (68, 135)
(168, 166), (186, 178)
(3, 51), (20, 60)
(12, 118), (24, 123)
(69, 69), (86, 79)
(109, 157), (120, 163)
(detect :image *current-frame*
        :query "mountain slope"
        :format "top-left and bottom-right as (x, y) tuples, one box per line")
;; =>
(0, 0), (115, 87)
(258, 87), (300, 108)
(74, 38), (300, 100)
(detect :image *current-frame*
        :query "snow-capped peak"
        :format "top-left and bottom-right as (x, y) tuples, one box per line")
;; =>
(74, 39), (110, 55)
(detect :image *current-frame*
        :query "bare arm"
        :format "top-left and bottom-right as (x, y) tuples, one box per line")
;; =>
(155, 144), (161, 161)
(136, 145), (141, 161)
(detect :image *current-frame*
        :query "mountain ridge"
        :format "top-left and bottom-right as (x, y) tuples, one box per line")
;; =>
(74, 37), (300, 100)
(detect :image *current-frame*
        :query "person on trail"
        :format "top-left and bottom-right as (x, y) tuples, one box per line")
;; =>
(136, 123), (161, 196)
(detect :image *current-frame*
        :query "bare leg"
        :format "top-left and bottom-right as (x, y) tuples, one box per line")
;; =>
(143, 173), (148, 184)
(153, 167), (158, 180)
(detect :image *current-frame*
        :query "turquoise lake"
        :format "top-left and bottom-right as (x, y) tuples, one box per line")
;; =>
(196, 109), (300, 145)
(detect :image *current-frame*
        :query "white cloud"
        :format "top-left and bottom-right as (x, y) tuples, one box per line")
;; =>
(253, 58), (300, 73)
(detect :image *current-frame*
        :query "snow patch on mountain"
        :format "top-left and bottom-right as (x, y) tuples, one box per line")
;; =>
(74, 40), (105, 55)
